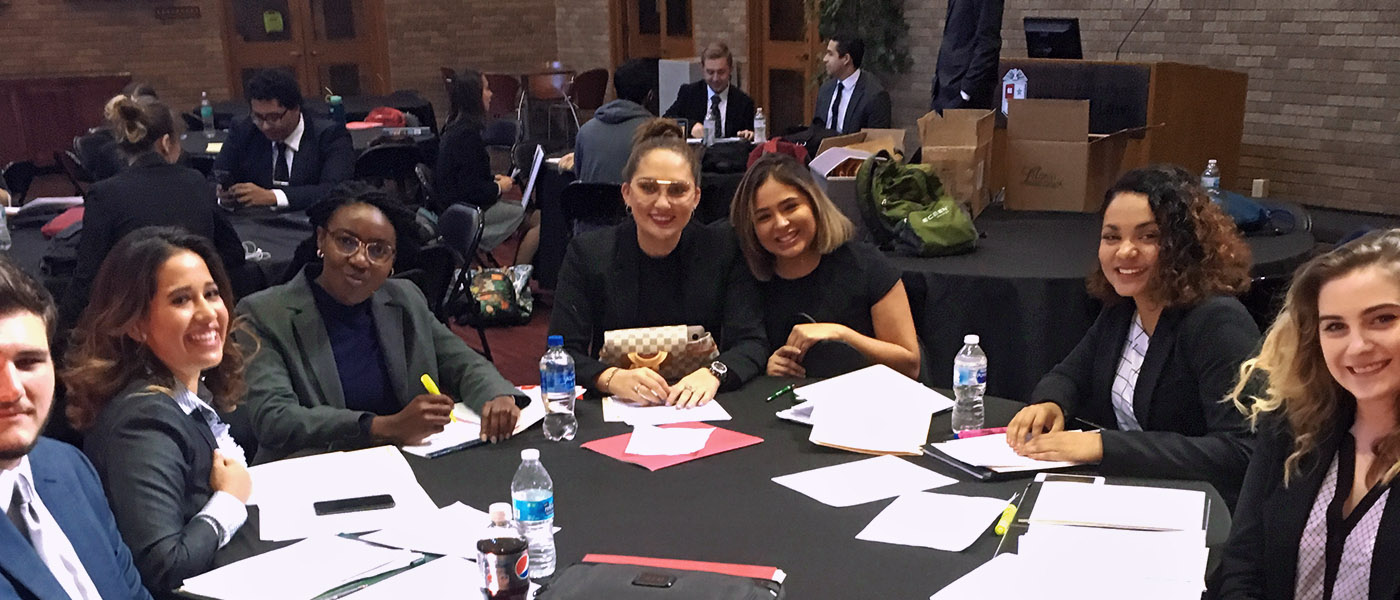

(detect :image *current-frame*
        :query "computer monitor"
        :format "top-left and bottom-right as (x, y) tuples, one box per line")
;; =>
(1024, 17), (1083, 59)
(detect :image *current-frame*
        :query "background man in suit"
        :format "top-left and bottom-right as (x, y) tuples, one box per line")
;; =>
(663, 42), (756, 140)
(0, 256), (152, 600)
(214, 69), (354, 211)
(812, 36), (892, 134)
(930, 0), (1004, 112)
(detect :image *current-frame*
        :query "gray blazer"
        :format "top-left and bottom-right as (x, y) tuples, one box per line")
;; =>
(237, 268), (524, 464)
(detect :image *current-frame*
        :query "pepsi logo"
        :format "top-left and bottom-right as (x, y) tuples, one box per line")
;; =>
(515, 552), (530, 579)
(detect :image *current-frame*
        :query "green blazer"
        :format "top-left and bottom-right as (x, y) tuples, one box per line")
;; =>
(237, 268), (524, 464)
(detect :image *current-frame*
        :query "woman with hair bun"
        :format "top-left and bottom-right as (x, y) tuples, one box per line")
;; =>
(59, 93), (245, 329)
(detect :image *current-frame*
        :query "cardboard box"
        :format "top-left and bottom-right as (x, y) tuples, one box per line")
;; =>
(815, 128), (907, 159)
(809, 147), (873, 238)
(1004, 99), (1144, 213)
(917, 109), (994, 217)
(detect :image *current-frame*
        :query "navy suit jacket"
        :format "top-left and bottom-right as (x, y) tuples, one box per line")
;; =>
(931, 0), (1005, 112)
(0, 438), (152, 600)
(812, 73), (892, 134)
(662, 81), (756, 138)
(213, 115), (355, 211)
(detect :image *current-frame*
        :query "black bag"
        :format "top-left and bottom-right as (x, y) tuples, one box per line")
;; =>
(537, 563), (783, 599)
(700, 141), (752, 174)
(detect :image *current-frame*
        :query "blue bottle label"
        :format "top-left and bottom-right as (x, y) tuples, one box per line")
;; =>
(513, 495), (553, 522)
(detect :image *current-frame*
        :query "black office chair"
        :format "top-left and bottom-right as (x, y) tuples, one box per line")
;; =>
(437, 203), (494, 362)
(355, 144), (424, 204)
(559, 181), (626, 236)
(54, 150), (93, 196)
(392, 243), (456, 317)
(2, 160), (37, 205)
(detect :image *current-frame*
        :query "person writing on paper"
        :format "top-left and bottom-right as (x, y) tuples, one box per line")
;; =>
(436, 67), (541, 266)
(65, 228), (251, 593)
(1006, 165), (1260, 506)
(1218, 230), (1400, 598)
(550, 119), (767, 408)
(238, 183), (528, 463)
(729, 152), (920, 380)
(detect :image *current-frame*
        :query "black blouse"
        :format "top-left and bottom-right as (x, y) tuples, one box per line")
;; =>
(758, 241), (901, 351)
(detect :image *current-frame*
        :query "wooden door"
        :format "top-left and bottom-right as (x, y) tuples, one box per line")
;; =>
(616, 0), (695, 59)
(747, 0), (819, 135)
(222, 0), (388, 101)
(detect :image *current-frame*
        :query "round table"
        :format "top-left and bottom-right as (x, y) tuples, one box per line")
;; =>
(214, 377), (1231, 598)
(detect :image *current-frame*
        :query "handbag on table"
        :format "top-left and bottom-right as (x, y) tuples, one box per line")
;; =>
(599, 325), (719, 382)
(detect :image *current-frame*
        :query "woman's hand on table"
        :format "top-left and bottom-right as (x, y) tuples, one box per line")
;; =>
(667, 369), (720, 408)
(1006, 401), (1065, 451)
(607, 367), (670, 406)
(1016, 431), (1103, 463)
(766, 345), (807, 378)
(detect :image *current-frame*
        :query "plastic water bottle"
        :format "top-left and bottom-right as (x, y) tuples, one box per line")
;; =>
(0, 208), (10, 251)
(477, 502), (529, 600)
(200, 91), (215, 138)
(703, 112), (716, 146)
(511, 449), (555, 578)
(328, 95), (346, 125)
(1201, 159), (1221, 200)
(952, 334), (987, 434)
(753, 108), (767, 144)
(540, 335), (577, 441)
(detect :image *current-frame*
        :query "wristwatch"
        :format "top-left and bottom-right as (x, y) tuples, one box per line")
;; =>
(708, 361), (729, 385)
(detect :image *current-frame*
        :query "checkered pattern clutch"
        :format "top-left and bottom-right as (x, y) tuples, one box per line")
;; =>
(600, 325), (720, 381)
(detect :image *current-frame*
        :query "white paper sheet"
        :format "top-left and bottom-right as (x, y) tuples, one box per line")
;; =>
(856, 492), (1012, 552)
(775, 399), (816, 425)
(928, 431), (1083, 472)
(808, 393), (933, 455)
(624, 425), (715, 455)
(345, 557), (482, 599)
(771, 455), (956, 508)
(1026, 482), (1207, 532)
(795, 364), (955, 414)
(601, 397), (732, 425)
(178, 536), (421, 600)
(1017, 524), (1207, 589)
(359, 502), (561, 558)
(930, 553), (1027, 600)
(402, 386), (581, 458)
(249, 446), (439, 541)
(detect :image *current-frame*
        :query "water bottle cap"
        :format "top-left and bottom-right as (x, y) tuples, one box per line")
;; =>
(488, 502), (511, 522)
(329, 95), (342, 103)
(521, 448), (540, 461)
(547, 334), (564, 347)
(964, 334), (979, 345)
(1207, 159), (1217, 165)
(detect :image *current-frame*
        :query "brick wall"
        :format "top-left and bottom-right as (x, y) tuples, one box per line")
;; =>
(556, 0), (612, 75)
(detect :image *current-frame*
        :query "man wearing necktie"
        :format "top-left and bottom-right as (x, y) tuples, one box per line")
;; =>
(0, 256), (152, 600)
(813, 35), (892, 135)
(663, 42), (757, 140)
(214, 69), (354, 211)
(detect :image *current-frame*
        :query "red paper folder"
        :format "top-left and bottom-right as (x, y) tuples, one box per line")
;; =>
(581, 553), (785, 582)
(580, 423), (763, 471)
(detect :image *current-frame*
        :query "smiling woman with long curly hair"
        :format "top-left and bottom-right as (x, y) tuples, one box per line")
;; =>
(1005, 164), (1261, 507)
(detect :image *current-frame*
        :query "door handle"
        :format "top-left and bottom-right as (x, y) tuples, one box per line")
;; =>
(290, 50), (303, 57)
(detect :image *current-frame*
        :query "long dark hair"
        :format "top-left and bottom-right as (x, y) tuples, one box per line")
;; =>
(64, 227), (247, 430)
(445, 68), (487, 132)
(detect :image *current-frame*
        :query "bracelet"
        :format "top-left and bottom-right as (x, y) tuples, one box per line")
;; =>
(601, 368), (619, 394)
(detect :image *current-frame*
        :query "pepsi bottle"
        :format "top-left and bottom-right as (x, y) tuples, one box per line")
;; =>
(477, 502), (530, 600)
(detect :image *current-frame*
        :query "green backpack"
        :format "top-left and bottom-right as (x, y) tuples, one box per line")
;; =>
(855, 150), (977, 257)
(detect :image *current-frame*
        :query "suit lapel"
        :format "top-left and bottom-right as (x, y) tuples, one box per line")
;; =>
(1373, 479), (1400, 599)
(1265, 429), (1338, 597)
(0, 518), (69, 600)
(817, 81), (835, 129)
(288, 276), (346, 406)
(289, 123), (317, 186)
(1133, 306), (1180, 428)
(370, 289), (410, 406)
(611, 224), (642, 329)
(31, 460), (113, 599)
(844, 78), (868, 134)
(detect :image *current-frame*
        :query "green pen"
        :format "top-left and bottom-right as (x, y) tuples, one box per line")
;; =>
(764, 383), (796, 403)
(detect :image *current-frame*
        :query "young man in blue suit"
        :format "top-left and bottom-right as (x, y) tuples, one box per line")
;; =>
(0, 256), (152, 600)
(214, 69), (355, 211)
(812, 35), (892, 134)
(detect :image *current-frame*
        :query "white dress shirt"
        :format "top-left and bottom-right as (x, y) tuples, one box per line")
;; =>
(171, 381), (248, 547)
(706, 85), (729, 133)
(2, 456), (104, 600)
(826, 69), (863, 132)
(270, 114), (306, 209)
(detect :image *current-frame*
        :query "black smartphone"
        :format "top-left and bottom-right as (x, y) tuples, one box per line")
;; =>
(631, 572), (676, 588)
(312, 494), (396, 516)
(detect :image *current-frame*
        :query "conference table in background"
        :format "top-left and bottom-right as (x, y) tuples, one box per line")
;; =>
(200, 91), (438, 134)
(178, 127), (439, 176)
(213, 377), (1232, 598)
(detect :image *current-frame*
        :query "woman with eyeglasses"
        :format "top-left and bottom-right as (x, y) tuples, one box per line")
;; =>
(236, 182), (528, 463)
(550, 119), (767, 407)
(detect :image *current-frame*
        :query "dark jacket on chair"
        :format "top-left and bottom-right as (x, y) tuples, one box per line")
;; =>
(812, 72), (892, 134)
(1032, 296), (1261, 507)
(930, 0), (1005, 112)
(662, 82), (756, 138)
(213, 115), (355, 211)
(435, 120), (500, 212)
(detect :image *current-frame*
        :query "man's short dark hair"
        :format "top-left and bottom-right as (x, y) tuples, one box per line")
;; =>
(245, 69), (303, 110)
(832, 35), (866, 70)
(614, 58), (659, 106)
(0, 255), (56, 339)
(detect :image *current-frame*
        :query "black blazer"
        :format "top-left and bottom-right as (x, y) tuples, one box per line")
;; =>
(548, 220), (768, 392)
(59, 153), (246, 329)
(434, 120), (500, 212)
(83, 380), (227, 594)
(1216, 412), (1400, 599)
(213, 115), (355, 211)
(930, 0), (1005, 111)
(812, 72), (892, 134)
(1032, 296), (1260, 507)
(662, 81), (756, 138)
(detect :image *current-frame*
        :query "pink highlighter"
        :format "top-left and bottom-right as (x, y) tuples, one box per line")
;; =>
(953, 426), (1008, 439)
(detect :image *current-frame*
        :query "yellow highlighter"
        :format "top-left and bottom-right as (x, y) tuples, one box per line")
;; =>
(994, 493), (1021, 536)
(420, 374), (454, 422)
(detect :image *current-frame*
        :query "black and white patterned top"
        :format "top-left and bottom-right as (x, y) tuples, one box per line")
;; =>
(1295, 442), (1392, 600)
(1109, 312), (1148, 431)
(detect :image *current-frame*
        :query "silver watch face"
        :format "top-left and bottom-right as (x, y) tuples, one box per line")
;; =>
(710, 361), (728, 377)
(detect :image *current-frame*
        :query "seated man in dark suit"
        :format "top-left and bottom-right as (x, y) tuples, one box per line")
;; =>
(812, 35), (892, 134)
(663, 42), (756, 140)
(214, 69), (354, 211)
(0, 256), (152, 600)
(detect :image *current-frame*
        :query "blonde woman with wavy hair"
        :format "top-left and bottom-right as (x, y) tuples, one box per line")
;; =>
(1217, 229), (1400, 599)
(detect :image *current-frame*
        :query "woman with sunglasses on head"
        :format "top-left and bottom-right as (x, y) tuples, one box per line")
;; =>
(1005, 164), (1261, 507)
(65, 227), (251, 594)
(729, 152), (919, 380)
(236, 182), (528, 464)
(550, 119), (767, 407)
(1218, 230), (1400, 598)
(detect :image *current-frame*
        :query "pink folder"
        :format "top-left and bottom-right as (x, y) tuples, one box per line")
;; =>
(580, 423), (763, 471)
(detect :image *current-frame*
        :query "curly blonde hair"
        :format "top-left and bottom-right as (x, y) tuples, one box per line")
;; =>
(1230, 229), (1400, 486)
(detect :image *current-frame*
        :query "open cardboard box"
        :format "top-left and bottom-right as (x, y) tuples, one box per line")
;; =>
(809, 129), (904, 239)
(917, 109), (994, 217)
(1004, 99), (1149, 213)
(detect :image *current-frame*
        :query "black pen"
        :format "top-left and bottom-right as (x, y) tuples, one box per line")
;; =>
(764, 383), (796, 403)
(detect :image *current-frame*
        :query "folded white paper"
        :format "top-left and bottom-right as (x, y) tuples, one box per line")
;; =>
(179, 536), (421, 600)
(772, 455), (956, 508)
(624, 425), (715, 455)
(602, 397), (732, 425)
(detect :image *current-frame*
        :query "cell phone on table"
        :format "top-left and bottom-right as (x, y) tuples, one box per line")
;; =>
(312, 494), (396, 516)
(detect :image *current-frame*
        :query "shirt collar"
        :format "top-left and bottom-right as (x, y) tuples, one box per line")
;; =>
(280, 114), (306, 152)
(171, 380), (217, 420)
(706, 85), (729, 105)
(1, 455), (34, 506)
(838, 69), (862, 90)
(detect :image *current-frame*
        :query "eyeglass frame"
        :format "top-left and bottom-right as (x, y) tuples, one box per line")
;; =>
(323, 228), (396, 264)
(628, 177), (696, 200)
(251, 106), (293, 126)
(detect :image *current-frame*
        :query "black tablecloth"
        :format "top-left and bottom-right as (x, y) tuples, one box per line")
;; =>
(204, 91), (438, 133)
(213, 377), (1231, 598)
(899, 205), (1315, 402)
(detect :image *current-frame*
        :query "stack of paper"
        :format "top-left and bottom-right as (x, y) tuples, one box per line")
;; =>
(927, 431), (1083, 473)
(771, 455), (956, 507)
(1025, 482), (1207, 531)
(178, 536), (421, 600)
(856, 492), (1012, 552)
(796, 365), (954, 455)
(601, 397), (732, 425)
(794, 364), (955, 413)
(248, 446), (438, 541)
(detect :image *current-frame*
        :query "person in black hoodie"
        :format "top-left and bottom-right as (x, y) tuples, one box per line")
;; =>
(574, 58), (659, 185)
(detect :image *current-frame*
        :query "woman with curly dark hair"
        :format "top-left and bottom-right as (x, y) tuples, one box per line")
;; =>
(1005, 164), (1261, 506)
(64, 226), (252, 593)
